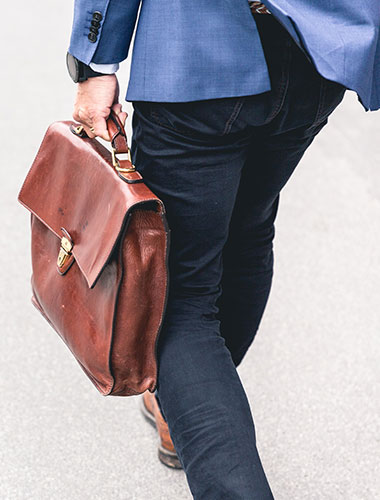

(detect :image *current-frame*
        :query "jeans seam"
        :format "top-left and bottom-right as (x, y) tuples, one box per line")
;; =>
(263, 40), (292, 124)
(312, 78), (327, 127)
(149, 106), (198, 136)
(222, 97), (246, 135)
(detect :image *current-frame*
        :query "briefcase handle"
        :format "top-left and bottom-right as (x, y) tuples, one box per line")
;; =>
(106, 111), (136, 173)
(71, 110), (136, 174)
(106, 110), (129, 154)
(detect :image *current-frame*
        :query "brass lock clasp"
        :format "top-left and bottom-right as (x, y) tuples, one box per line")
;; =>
(57, 235), (73, 269)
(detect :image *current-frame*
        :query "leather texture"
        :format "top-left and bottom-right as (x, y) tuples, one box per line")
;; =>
(17, 112), (171, 396)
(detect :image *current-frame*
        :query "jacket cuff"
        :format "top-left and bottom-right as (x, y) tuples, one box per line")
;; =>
(68, 0), (141, 66)
(68, 0), (112, 65)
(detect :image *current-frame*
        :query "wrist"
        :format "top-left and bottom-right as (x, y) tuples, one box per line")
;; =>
(77, 73), (116, 88)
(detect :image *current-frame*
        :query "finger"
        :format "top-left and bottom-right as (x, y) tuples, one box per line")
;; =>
(72, 108), (96, 136)
(111, 103), (128, 128)
(112, 102), (123, 115)
(81, 124), (96, 139)
(117, 111), (128, 128)
(92, 116), (111, 142)
(73, 109), (86, 127)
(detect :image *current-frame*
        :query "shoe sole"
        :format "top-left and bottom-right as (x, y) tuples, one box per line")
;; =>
(140, 396), (183, 470)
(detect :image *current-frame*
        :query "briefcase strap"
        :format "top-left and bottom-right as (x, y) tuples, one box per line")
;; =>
(107, 111), (129, 154)
(71, 110), (143, 183)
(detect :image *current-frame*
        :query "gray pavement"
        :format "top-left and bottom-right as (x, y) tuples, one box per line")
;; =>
(1, 2), (380, 499)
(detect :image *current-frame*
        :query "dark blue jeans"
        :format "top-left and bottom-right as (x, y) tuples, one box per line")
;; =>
(130, 14), (346, 500)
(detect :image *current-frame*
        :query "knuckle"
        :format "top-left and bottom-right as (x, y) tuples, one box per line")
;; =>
(73, 106), (86, 122)
(88, 110), (98, 122)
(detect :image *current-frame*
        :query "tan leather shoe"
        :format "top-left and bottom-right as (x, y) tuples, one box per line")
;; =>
(140, 390), (182, 469)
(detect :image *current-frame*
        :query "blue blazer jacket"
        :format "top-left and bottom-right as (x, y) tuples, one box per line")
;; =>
(68, 1), (380, 111)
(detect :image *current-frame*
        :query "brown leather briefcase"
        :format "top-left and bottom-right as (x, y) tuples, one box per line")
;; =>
(17, 111), (170, 396)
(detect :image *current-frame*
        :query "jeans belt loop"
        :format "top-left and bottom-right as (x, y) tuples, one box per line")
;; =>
(249, 2), (272, 14)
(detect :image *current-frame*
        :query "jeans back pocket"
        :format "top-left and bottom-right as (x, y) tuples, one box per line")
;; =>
(312, 77), (346, 128)
(134, 97), (248, 138)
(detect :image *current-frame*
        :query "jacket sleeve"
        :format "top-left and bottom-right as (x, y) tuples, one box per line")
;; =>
(67, 0), (141, 65)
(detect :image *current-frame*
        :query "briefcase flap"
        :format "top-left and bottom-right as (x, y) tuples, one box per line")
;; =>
(18, 121), (164, 289)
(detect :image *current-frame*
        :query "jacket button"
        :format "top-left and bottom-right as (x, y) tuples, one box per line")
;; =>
(88, 32), (97, 43)
(91, 20), (101, 28)
(92, 11), (103, 22)
(90, 26), (99, 35)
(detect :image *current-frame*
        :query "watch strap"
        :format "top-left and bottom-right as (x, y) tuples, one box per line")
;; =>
(79, 63), (106, 82)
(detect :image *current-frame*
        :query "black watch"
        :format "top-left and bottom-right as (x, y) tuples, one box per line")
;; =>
(66, 52), (107, 83)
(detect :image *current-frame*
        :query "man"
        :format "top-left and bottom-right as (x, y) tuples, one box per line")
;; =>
(66, 1), (379, 498)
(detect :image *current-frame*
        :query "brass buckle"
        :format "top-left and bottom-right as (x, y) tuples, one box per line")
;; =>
(73, 124), (84, 135)
(57, 236), (73, 269)
(111, 147), (136, 172)
(249, 2), (271, 14)
(71, 124), (85, 137)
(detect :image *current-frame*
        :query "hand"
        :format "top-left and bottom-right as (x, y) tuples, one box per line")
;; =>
(72, 74), (128, 141)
